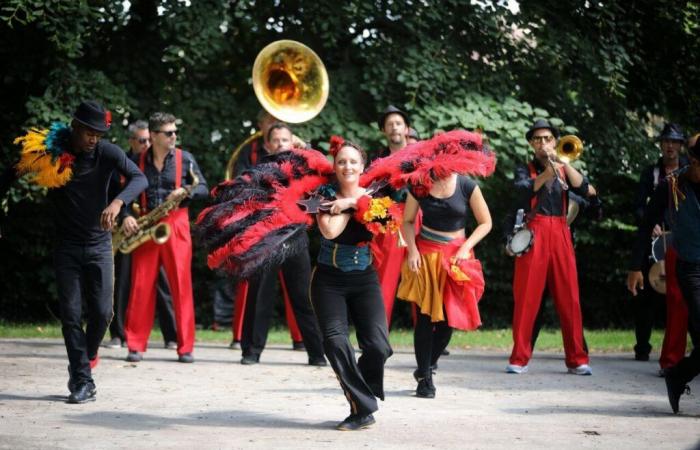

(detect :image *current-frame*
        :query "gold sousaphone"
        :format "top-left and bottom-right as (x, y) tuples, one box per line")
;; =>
(224, 40), (329, 180)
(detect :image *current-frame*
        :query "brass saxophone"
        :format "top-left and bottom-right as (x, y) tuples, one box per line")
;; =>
(113, 164), (200, 254)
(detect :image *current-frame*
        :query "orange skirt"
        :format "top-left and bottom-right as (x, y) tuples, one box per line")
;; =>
(397, 234), (484, 331)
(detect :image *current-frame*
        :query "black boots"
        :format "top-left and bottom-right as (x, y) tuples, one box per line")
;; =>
(665, 367), (691, 414)
(415, 372), (436, 399)
(336, 413), (375, 431)
(67, 382), (96, 404)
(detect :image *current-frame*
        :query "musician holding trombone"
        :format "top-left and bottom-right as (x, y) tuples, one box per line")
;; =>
(505, 119), (592, 376)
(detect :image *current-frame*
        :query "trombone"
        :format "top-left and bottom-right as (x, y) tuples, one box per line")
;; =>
(224, 40), (329, 180)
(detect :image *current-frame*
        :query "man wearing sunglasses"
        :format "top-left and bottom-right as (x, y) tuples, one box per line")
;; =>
(104, 120), (178, 350)
(506, 119), (591, 376)
(123, 112), (208, 364)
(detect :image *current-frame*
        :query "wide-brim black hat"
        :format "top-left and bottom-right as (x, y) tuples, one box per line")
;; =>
(377, 105), (410, 130)
(72, 100), (111, 133)
(525, 119), (560, 141)
(656, 122), (685, 142)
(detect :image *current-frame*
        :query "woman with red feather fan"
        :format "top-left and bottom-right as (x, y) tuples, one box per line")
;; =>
(363, 129), (495, 399)
(310, 137), (393, 431)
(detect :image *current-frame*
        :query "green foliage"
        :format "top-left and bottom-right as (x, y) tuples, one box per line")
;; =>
(0, 0), (698, 327)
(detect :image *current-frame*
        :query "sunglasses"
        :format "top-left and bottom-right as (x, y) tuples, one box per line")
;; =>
(530, 135), (554, 143)
(133, 137), (150, 144)
(153, 130), (177, 137)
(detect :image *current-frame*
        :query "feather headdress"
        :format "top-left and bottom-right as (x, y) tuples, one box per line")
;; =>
(361, 129), (496, 196)
(14, 122), (75, 188)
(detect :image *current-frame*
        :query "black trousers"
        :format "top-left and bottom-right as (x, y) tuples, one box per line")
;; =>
(673, 259), (700, 382)
(110, 251), (177, 343)
(415, 312), (452, 377)
(310, 264), (392, 416)
(55, 240), (113, 385)
(242, 249), (324, 359)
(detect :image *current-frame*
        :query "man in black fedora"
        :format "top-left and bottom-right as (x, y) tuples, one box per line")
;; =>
(52, 100), (147, 403)
(506, 119), (591, 376)
(631, 122), (689, 373)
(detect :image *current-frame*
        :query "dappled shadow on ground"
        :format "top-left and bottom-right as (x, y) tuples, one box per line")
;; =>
(63, 409), (336, 431)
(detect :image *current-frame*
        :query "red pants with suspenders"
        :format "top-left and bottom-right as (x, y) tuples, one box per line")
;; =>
(510, 215), (589, 368)
(231, 276), (302, 343)
(660, 247), (689, 368)
(125, 207), (196, 355)
(125, 148), (195, 355)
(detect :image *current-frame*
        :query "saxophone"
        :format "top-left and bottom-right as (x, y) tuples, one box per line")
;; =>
(113, 164), (200, 254)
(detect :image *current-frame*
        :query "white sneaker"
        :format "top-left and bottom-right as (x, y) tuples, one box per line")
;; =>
(506, 364), (528, 374)
(568, 364), (592, 376)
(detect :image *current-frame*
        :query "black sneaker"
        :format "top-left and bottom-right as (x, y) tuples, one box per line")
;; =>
(665, 367), (691, 414)
(441, 348), (450, 356)
(178, 353), (194, 363)
(336, 413), (375, 431)
(229, 340), (241, 350)
(308, 356), (327, 367)
(241, 354), (260, 365)
(165, 341), (178, 350)
(67, 383), (96, 404)
(416, 375), (436, 399)
(412, 365), (437, 382)
(634, 353), (650, 362)
(126, 351), (143, 362)
(292, 341), (306, 351)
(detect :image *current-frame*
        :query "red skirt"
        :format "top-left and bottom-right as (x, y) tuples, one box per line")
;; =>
(397, 235), (485, 331)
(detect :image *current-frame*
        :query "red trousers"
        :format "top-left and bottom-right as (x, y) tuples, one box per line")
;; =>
(231, 275), (302, 342)
(660, 247), (689, 368)
(125, 208), (195, 355)
(371, 211), (421, 328)
(510, 215), (588, 368)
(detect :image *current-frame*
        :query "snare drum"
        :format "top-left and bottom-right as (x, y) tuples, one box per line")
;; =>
(507, 228), (534, 257)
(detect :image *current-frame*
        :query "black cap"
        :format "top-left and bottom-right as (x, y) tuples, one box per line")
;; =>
(525, 119), (560, 141)
(656, 123), (685, 142)
(72, 100), (111, 133)
(407, 128), (420, 140)
(377, 105), (410, 130)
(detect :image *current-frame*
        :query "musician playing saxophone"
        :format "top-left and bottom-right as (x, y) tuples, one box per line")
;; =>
(123, 112), (208, 364)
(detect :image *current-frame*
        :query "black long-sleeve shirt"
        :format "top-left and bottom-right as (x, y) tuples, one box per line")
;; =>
(630, 176), (700, 270)
(634, 156), (689, 226)
(233, 139), (270, 177)
(48, 140), (147, 244)
(502, 160), (589, 238)
(136, 148), (208, 211)
(513, 160), (590, 217)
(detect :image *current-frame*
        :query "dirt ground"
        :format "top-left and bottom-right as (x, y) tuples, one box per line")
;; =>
(0, 338), (698, 449)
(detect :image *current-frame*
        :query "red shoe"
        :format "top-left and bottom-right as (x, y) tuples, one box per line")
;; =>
(89, 355), (100, 369)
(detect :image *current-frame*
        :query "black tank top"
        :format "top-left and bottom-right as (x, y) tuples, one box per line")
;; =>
(414, 176), (477, 232)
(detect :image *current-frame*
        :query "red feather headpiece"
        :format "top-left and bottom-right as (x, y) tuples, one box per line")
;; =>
(360, 129), (496, 195)
(328, 135), (344, 158)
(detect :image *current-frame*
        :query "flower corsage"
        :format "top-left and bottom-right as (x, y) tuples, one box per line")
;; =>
(353, 195), (402, 235)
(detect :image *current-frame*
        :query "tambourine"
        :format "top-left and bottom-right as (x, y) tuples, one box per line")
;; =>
(507, 228), (534, 257)
(506, 208), (534, 257)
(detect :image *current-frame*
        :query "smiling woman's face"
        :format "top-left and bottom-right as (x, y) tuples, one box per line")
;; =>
(334, 145), (365, 185)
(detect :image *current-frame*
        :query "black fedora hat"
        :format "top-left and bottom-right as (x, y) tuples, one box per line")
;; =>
(377, 105), (410, 130)
(525, 119), (560, 141)
(72, 100), (111, 133)
(407, 127), (420, 140)
(656, 123), (685, 142)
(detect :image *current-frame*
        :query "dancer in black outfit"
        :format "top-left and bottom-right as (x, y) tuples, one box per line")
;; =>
(310, 140), (393, 431)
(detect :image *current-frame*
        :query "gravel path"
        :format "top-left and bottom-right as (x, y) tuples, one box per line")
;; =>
(0, 339), (698, 449)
